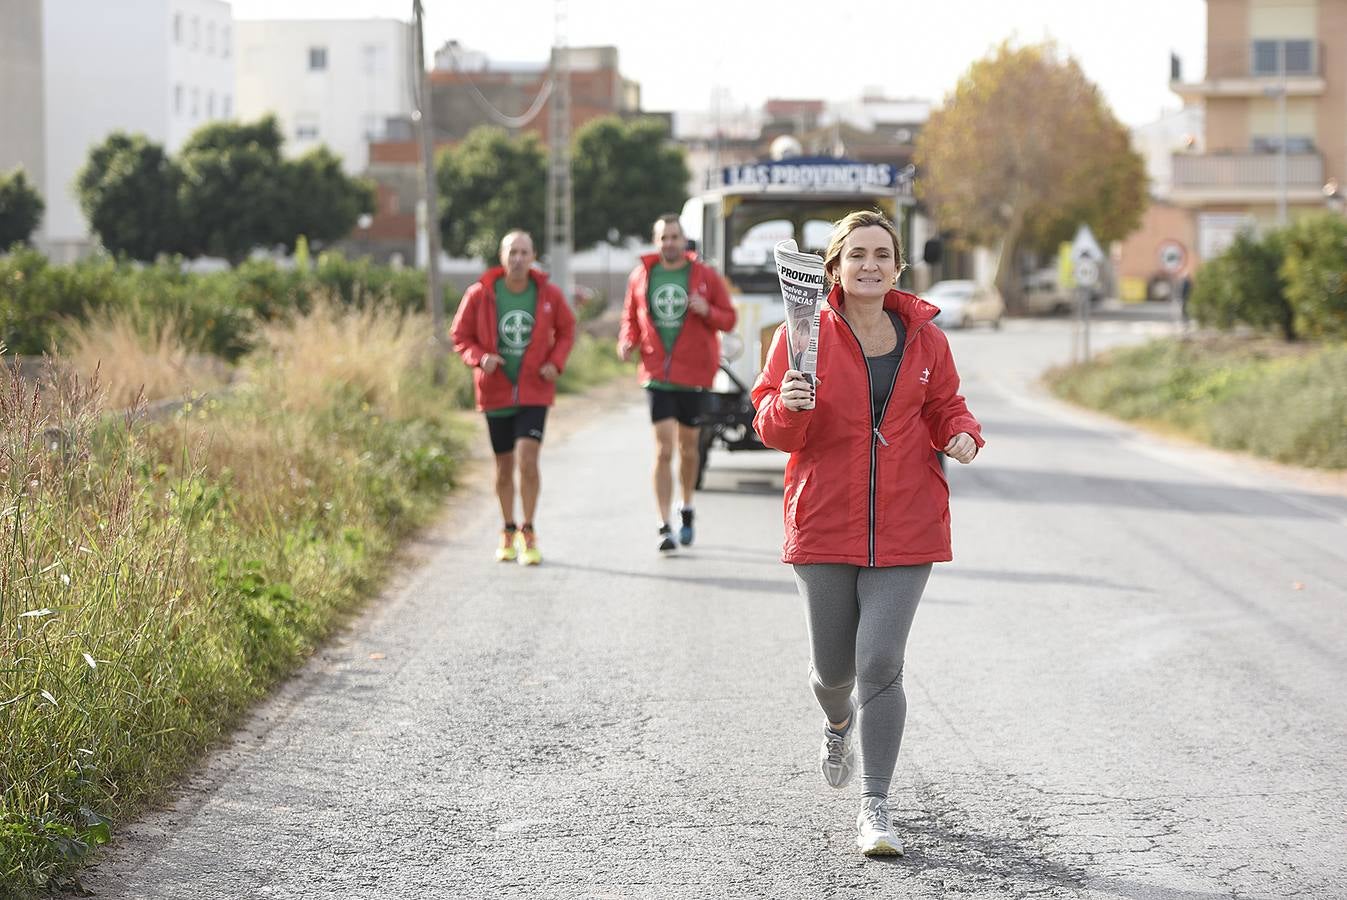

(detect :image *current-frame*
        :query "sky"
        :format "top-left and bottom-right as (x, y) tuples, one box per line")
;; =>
(227, 0), (1208, 128)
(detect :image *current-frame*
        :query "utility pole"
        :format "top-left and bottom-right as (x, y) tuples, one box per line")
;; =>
(1276, 40), (1289, 226)
(412, 0), (447, 380)
(544, 0), (573, 302)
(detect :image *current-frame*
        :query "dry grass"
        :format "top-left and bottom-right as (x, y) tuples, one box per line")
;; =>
(252, 293), (435, 418)
(55, 310), (227, 410)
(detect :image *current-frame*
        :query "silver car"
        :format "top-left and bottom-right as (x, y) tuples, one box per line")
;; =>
(921, 279), (1005, 329)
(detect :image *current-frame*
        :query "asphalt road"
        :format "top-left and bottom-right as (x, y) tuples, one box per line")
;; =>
(73, 318), (1347, 900)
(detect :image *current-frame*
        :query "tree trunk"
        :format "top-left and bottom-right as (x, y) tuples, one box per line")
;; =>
(993, 212), (1027, 315)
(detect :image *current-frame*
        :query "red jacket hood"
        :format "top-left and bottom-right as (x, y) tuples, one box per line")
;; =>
(477, 266), (554, 292)
(639, 251), (698, 270)
(826, 283), (942, 328)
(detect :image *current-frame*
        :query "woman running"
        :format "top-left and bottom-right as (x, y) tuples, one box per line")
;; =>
(751, 210), (983, 856)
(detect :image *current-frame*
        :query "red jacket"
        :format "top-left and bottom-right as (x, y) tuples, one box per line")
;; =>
(619, 253), (737, 389)
(751, 286), (984, 567)
(450, 267), (577, 412)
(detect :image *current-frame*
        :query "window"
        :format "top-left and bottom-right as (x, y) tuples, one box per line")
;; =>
(1252, 39), (1315, 75)
(308, 46), (328, 71)
(207, 91), (215, 118)
(362, 113), (381, 140)
(191, 87), (199, 119)
(1251, 135), (1315, 154)
(173, 13), (181, 43)
(222, 25), (230, 58)
(191, 16), (199, 49)
(222, 94), (231, 118)
(363, 43), (385, 74)
(206, 22), (215, 54)
(174, 84), (183, 115)
(295, 113), (320, 140)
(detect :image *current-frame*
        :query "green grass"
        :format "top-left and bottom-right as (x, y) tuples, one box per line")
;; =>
(0, 317), (624, 895)
(1045, 336), (1347, 469)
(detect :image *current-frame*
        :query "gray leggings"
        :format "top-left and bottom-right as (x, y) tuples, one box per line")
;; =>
(793, 563), (932, 799)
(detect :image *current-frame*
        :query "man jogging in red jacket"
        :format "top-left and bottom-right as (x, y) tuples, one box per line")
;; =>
(452, 230), (576, 565)
(619, 213), (737, 552)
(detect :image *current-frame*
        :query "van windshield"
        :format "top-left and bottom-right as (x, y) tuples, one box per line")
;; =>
(725, 199), (862, 293)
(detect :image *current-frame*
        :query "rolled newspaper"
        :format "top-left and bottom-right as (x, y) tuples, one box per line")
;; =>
(773, 239), (828, 383)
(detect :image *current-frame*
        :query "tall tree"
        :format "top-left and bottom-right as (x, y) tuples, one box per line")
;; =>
(77, 133), (183, 261)
(915, 42), (1148, 310)
(279, 147), (375, 252)
(437, 127), (546, 265)
(0, 166), (44, 249)
(177, 116), (288, 264)
(571, 116), (689, 247)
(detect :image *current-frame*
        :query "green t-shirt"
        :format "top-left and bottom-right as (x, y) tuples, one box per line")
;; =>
(648, 264), (690, 359)
(496, 280), (537, 384)
(486, 280), (537, 418)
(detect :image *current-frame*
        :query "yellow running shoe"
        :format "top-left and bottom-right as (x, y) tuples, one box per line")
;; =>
(517, 524), (542, 566)
(495, 526), (519, 562)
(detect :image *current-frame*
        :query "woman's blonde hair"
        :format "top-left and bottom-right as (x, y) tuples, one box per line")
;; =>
(822, 210), (906, 285)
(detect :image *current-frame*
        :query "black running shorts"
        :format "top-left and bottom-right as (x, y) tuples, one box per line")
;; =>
(647, 387), (704, 427)
(486, 405), (548, 455)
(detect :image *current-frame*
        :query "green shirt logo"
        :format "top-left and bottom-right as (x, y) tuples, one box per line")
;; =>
(495, 280), (538, 384)
(499, 308), (535, 350)
(651, 282), (688, 327)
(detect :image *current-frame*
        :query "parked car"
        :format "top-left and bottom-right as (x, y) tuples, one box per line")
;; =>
(1021, 268), (1073, 315)
(922, 279), (1004, 329)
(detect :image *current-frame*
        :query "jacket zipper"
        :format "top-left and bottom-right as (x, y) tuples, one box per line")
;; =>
(836, 310), (929, 566)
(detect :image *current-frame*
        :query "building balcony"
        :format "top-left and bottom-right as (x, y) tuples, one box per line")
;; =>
(1171, 39), (1326, 99)
(1169, 151), (1326, 205)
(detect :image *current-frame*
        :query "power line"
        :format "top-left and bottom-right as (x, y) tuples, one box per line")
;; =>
(440, 42), (554, 130)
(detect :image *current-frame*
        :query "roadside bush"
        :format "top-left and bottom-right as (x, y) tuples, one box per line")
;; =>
(1189, 228), (1295, 340)
(1280, 213), (1347, 340)
(0, 252), (433, 361)
(1047, 336), (1347, 469)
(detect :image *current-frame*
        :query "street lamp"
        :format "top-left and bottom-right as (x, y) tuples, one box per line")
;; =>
(1324, 179), (1345, 216)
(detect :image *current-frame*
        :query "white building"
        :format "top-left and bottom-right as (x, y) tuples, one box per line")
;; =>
(1131, 106), (1205, 198)
(828, 92), (930, 136)
(234, 19), (414, 174)
(0, 0), (46, 211)
(40, 0), (234, 260)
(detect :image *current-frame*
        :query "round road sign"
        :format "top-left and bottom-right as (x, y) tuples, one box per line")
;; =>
(1074, 258), (1100, 288)
(1159, 240), (1187, 275)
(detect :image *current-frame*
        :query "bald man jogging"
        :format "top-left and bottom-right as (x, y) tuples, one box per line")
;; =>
(452, 230), (576, 565)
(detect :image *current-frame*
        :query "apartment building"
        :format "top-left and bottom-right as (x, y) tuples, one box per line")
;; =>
(1170, 0), (1347, 259)
(0, 0), (45, 218)
(40, 0), (234, 260)
(356, 45), (652, 263)
(234, 18), (414, 174)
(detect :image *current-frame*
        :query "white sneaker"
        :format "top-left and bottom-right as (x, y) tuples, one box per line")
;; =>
(856, 796), (903, 856)
(819, 722), (855, 789)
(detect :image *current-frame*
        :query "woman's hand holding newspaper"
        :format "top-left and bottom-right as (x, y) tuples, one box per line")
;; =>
(781, 368), (816, 412)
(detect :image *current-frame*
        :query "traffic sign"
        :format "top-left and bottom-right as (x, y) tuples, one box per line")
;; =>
(1158, 240), (1187, 275)
(1074, 257), (1100, 288)
(1072, 224), (1104, 262)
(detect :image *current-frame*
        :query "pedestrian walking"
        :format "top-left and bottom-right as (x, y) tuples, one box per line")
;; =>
(750, 210), (984, 856)
(618, 213), (737, 552)
(451, 230), (576, 565)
